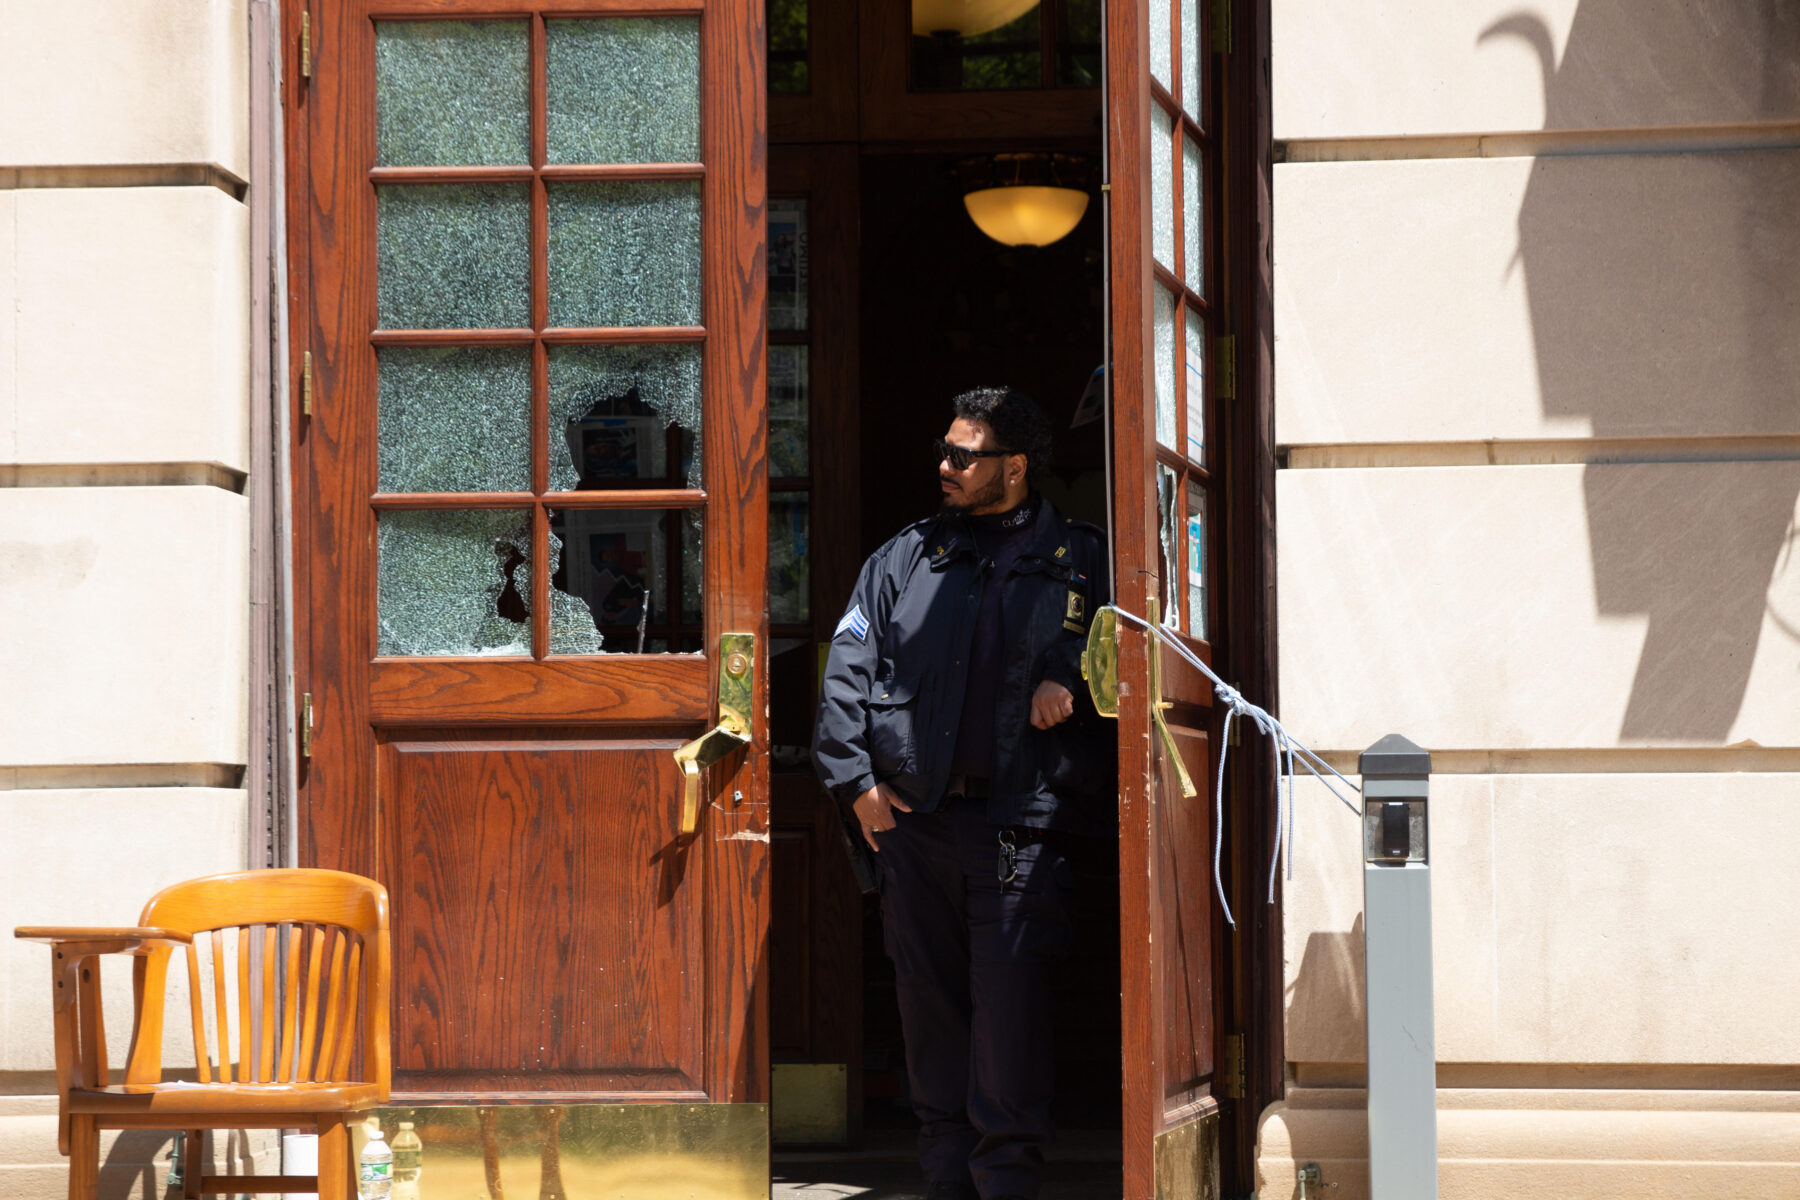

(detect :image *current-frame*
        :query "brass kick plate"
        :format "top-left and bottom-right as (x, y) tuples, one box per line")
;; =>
(366, 1103), (768, 1200)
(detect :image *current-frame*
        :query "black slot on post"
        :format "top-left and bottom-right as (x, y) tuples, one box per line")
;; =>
(1380, 800), (1411, 861)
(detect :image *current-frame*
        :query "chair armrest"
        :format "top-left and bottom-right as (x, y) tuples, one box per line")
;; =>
(14, 927), (191, 955)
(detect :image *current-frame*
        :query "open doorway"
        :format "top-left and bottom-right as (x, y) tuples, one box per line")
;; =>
(765, 6), (1122, 1193)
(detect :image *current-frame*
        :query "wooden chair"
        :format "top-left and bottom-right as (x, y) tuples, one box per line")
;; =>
(15, 869), (390, 1200)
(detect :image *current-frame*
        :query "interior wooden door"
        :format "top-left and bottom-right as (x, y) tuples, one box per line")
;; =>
(290, 0), (768, 1107)
(1105, 0), (1223, 1195)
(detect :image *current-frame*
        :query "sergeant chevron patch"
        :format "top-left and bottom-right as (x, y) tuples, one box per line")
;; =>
(835, 604), (869, 641)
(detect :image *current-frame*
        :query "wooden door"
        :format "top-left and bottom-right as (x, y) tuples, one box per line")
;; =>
(289, 0), (768, 1109)
(1105, 0), (1224, 1194)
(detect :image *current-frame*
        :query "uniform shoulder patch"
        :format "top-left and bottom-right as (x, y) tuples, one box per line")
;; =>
(834, 604), (870, 642)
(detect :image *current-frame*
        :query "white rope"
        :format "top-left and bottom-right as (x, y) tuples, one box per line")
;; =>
(1105, 605), (1360, 928)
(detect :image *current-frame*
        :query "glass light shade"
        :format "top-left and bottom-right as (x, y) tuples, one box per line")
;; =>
(912, 0), (1040, 37)
(963, 186), (1089, 247)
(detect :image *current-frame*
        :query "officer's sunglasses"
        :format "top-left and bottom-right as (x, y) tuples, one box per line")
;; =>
(933, 438), (1014, 472)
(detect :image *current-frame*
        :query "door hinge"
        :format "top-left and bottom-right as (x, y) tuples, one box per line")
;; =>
(1212, 0), (1233, 56)
(300, 11), (312, 80)
(1214, 334), (1236, 401)
(301, 350), (315, 416)
(1221, 1032), (1246, 1099)
(300, 692), (315, 759)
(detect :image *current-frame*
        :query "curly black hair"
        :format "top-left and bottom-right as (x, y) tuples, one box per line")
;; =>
(950, 386), (1053, 483)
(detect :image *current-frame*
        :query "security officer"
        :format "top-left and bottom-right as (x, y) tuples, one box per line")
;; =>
(813, 386), (1113, 1200)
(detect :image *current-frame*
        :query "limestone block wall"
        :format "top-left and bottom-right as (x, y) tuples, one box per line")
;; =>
(0, 3), (261, 1196)
(1263, 2), (1800, 1197)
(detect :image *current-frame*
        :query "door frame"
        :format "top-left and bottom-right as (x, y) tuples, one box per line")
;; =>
(281, 0), (772, 1109)
(1105, 0), (1279, 1194)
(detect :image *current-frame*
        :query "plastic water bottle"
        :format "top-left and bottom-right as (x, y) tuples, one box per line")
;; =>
(390, 1121), (423, 1199)
(358, 1125), (392, 1200)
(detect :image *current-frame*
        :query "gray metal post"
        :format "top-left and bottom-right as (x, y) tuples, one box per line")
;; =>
(1360, 734), (1438, 1200)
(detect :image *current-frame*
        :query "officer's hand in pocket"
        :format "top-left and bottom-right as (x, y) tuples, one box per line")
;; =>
(1029, 680), (1076, 730)
(854, 782), (912, 851)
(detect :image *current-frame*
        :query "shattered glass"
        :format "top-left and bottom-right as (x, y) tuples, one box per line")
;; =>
(547, 181), (702, 328)
(375, 20), (529, 166)
(547, 344), (703, 490)
(550, 510), (677, 654)
(1156, 465), (1182, 629)
(377, 509), (533, 657)
(1185, 306), (1206, 464)
(1149, 0), (1172, 88)
(377, 184), (531, 330)
(681, 510), (703, 626)
(1180, 0), (1203, 119)
(546, 18), (700, 165)
(377, 346), (531, 494)
(1183, 134), (1204, 295)
(1154, 284), (1177, 448)
(769, 493), (810, 623)
(1152, 105), (1174, 271)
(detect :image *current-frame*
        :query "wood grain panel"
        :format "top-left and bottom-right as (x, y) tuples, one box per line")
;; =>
(370, 657), (710, 725)
(381, 737), (702, 1092)
(1159, 724), (1214, 1104)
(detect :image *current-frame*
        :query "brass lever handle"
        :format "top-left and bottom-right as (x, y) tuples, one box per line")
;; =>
(672, 634), (755, 837)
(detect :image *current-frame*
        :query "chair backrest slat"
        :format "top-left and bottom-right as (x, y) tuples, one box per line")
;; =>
(298, 923), (325, 1082)
(278, 924), (302, 1083)
(258, 924), (277, 1082)
(210, 929), (231, 1082)
(236, 927), (253, 1082)
(185, 943), (212, 1084)
(331, 936), (364, 1080)
(315, 929), (347, 1083)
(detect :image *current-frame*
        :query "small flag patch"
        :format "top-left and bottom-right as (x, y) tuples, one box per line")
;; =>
(835, 604), (869, 641)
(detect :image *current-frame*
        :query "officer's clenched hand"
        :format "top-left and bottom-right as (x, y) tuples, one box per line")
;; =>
(854, 782), (912, 851)
(1029, 680), (1076, 730)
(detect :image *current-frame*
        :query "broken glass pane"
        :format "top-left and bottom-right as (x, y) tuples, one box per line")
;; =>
(549, 510), (681, 653)
(681, 509), (703, 626)
(1186, 481), (1207, 640)
(1185, 306), (1205, 464)
(378, 346), (531, 494)
(1152, 105), (1174, 271)
(1183, 134), (1204, 295)
(377, 184), (530, 330)
(547, 181), (702, 328)
(769, 200), (809, 332)
(375, 20), (529, 167)
(1149, 0), (1172, 87)
(769, 345), (810, 478)
(548, 344), (703, 490)
(1180, 0), (1203, 120)
(1154, 284), (1177, 448)
(1156, 465), (1181, 630)
(546, 18), (700, 165)
(770, 493), (810, 624)
(377, 509), (533, 657)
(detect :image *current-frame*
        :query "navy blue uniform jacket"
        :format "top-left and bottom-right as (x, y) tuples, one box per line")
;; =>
(812, 496), (1116, 832)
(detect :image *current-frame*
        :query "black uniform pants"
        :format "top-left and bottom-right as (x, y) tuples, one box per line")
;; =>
(875, 796), (1075, 1200)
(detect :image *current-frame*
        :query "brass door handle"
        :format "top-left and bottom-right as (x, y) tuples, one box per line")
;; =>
(672, 633), (755, 836)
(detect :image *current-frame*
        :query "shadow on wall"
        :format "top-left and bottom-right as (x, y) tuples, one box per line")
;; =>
(1484, 1), (1800, 741)
(1285, 916), (1365, 1064)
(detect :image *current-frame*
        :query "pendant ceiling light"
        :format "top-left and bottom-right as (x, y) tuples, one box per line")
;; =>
(912, 0), (1041, 38)
(956, 153), (1095, 248)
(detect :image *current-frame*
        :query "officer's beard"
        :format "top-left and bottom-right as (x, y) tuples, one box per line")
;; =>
(940, 470), (1006, 514)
